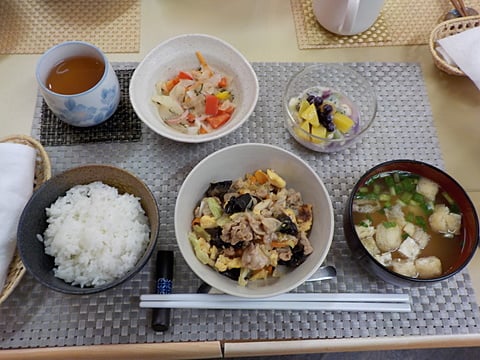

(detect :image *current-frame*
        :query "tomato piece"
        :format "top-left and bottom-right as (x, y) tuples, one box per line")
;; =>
(178, 71), (193, 80)
(206, 113), (231, 129)
(218, 76), (228, 88)
(205, 94), (219, 116)
(198, 126), (209, 134)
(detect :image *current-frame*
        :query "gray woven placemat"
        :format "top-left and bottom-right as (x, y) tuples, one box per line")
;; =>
(39, 68), (142, 146)
(1, 62), (479, 349)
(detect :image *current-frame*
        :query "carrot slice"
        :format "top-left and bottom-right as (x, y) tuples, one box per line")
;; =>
(163, 78), (180, 94)
(195, 51), (208, 67)
(206, 113), (231, 129)
(254, 170), (269, 184)
(271, 241), (290, 248)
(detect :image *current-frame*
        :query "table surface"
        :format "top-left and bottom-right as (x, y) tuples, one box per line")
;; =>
(1, 1), (480, 358)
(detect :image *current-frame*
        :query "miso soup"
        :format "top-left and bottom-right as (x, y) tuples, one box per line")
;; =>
(352, 170), (463, 279)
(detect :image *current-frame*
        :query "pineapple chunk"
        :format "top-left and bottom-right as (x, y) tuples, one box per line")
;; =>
(294, 120), (311, 142)
(310, 124), (327, 144)
(300, 103), (320, 126)
(333, 112), (355, 133)
(298, 99), (310, 115)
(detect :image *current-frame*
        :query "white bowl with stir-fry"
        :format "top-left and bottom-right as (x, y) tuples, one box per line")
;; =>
(344, 160), (479, 287)
(130, 34), (259, 143)
(175, 143), (334, 298)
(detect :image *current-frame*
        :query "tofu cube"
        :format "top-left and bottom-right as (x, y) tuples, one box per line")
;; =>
(415, 256), (442, 278)
(375, 222), (402, 252)
(374, 252), (392, 267)
(391, 258), (417, 277)
(412, 227), (430, 249)
(429, 204), (462, 235)
(360, 236), (381, 256)
(355, 224), (376, 241)
(398, 236), (421, 259)
(416, 177), (439, 202)
(403, 222), (416, 237)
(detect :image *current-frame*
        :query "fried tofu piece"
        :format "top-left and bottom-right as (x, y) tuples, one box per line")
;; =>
(398, 236), (421, 259)
(360, 236), (381, 256)
(416, 177), (439, 202)
(429, 204), (462, 235)
(415, 256), (442, 278)
(391, 258), (417, 277)
(375, 222), (402, 252)
(374, 252), (392, 267)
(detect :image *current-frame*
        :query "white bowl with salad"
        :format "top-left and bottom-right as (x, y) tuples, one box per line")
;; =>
(129, 34), (259, 143)
(284, 63), (377, 153)
(174, 143), (334, 298)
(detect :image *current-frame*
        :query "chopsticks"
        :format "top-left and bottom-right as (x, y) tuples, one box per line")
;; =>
(139, 293), (412, 313)
(450, 0), (468, 17)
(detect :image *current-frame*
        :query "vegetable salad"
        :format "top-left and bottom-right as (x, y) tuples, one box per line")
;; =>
(152, 51), (236, 135)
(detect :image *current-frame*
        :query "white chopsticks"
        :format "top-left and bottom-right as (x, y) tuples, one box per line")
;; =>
(139, 293), (411, 312)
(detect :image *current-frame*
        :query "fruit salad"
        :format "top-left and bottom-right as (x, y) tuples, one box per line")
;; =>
(288, 86), (360, 144)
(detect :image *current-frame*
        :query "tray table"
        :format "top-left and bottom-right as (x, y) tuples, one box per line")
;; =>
(1, 62), (479, 350)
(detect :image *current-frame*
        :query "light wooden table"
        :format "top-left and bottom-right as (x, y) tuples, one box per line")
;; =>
(1, 1), (479, 358)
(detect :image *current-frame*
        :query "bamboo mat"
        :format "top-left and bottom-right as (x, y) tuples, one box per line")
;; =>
(0, 0), (140, 54)
(291, 0), (480, 49)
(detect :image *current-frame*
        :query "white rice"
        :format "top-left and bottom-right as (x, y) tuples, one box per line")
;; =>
(39, 181), (150, 287)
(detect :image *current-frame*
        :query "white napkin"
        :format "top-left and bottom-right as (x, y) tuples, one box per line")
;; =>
(436, 26), (480, 90)
(0, 143), (36, 291)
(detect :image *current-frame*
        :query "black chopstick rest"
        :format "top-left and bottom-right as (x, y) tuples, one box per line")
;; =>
(151, 250), (174, 331)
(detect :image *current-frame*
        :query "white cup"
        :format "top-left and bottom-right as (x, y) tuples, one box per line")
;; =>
(312, 0), (385, 36)
(36, 41), (120, 127)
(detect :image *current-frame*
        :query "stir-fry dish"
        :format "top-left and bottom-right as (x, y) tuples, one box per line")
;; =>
(288, 86), (360, 143)
(152, 51), (236, 135)
(353, 171), (463, 279)
(189, 169), (314, 286)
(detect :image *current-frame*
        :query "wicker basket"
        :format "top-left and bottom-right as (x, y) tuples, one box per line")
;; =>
(0, 135), (51, 305)
(430, 15), (480, 76)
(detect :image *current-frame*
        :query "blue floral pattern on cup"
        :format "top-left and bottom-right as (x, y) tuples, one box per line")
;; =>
(54, 85), (120, 127)
(36, 41), (121, 128)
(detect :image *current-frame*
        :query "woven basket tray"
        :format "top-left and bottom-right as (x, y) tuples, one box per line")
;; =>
(0, 135), (51, 305)
(430, 15), (480, 76)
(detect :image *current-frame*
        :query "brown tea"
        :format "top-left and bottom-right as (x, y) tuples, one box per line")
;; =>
(46, 55), (105, 95)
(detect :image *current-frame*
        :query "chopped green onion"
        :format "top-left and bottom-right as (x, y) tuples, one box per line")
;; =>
(355, 193), (379, 200)
(400, 192), (413, 204)
(384, 176), (395, 188)
(393, 172), (401, 183)
(405, 212), (415, 223)
(379, 194), (391, 202)
(401, 177), (417, 192)
(442, 191), (455, 205)
(412, 192), (425, 204)
(359, 186), (369, 193)
(415, 216), (427, 231)
(383, 221), (397, 228)
(421, 201), (435, 215)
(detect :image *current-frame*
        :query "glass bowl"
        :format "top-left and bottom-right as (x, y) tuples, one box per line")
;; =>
(283, 63), (377, 153)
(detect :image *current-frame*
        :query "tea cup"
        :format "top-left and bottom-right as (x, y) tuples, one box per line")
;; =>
(36, 41), (120, 127)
